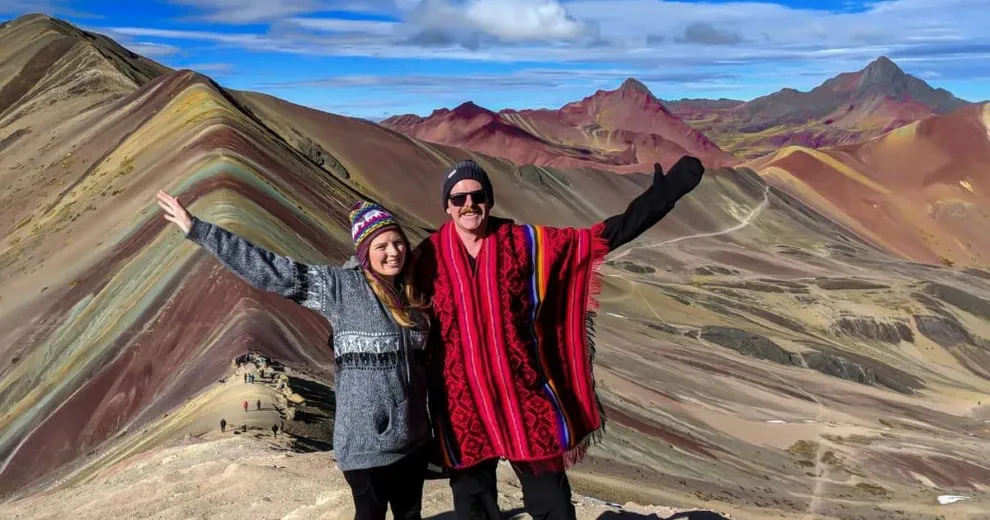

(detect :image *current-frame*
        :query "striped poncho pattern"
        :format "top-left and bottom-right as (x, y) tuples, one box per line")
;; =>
(417, 216), (610, 471)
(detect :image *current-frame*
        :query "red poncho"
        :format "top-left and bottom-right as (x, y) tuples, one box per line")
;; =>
(416, 216), (610, 471)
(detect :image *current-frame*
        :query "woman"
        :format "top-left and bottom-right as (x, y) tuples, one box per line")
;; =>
(156, 190), (432, 520)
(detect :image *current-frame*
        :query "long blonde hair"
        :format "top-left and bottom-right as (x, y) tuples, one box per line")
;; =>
(362, 242), (430, 328)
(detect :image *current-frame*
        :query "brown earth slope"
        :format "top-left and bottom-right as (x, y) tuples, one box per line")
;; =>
(748, 102), (990, 269)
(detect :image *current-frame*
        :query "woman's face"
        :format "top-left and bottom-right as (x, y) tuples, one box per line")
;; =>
(367, 229), (406, 278)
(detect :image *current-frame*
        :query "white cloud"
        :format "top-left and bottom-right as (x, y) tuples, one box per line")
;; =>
(257, 67), (737, 91)
(107, 26), (274, 45)
(167, 0), (405, 22)
(168, 0), (333, 23)
(122, 41), (182, 57)
(185, 62), (236, 72)
(0, 0), (102, 18)
(461, 0), (588, 41)
(287, 16), (399, 35)
(93, 0), (990, 80)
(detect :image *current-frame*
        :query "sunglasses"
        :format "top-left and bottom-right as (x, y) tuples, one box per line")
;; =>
(448, 189), (488, 207)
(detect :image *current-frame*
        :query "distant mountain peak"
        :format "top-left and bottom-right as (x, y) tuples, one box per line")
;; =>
(619, 77), (652, 95)
(453, 100), (483, 110)
(449, 101), (493, 117)
(662, 54), (970, 158)
(861, 55), (906, 85)
(870, 55), (897, 67)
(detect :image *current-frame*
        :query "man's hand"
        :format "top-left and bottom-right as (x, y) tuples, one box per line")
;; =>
(663, 156), (705, 195)
(651, 162), (665, 188)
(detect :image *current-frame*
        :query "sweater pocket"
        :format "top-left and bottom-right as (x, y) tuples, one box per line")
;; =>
(334, 371), (418, 458)
(380, 397), (408, 439)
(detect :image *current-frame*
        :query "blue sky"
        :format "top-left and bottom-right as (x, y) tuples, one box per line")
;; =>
(2, 0), (989, 119)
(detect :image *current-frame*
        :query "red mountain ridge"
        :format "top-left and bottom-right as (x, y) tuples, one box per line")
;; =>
(380, 78), (738, 174)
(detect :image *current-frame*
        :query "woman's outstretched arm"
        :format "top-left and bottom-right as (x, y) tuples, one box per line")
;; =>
(156, 190), (329, 311)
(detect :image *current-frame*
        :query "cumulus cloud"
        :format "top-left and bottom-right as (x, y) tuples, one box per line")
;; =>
(460, 0), (587, 41)
(400, 0), (590, 43)
(93, 0), (990, 83)
(160, 0), (592, 46)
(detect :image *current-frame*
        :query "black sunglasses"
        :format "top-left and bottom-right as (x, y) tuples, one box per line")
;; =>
(448, 189), (488, 207)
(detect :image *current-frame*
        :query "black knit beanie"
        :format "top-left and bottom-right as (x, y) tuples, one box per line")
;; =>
(441, 159), (495, 209)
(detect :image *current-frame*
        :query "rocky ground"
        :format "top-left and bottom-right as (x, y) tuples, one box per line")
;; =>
(2, 434), (730, 520)
(5, 352), (987, 520)
(1, 360), (731, 520)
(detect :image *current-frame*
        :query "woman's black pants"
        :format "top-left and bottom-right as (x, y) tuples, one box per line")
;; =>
(342, 448), (429, 520)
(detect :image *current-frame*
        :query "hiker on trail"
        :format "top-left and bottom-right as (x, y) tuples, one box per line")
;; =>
(413, 156), (704, 520)
(156, 192), (434, 520)
(243, 373), (248, 383)
(220, 418), (226, 433)
(272, 423), (279, 437)
(257, 399), (262, 411)
(243, 400), (248, 413)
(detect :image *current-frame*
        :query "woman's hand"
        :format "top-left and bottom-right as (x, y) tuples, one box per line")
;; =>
(156, 190), (193, 234)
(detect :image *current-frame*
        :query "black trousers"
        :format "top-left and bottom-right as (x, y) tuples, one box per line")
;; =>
(448, 459), (576, 520)
(343, 448), (429, 520)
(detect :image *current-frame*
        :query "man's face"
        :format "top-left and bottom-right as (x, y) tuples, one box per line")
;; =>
(445, 179), (490, 232)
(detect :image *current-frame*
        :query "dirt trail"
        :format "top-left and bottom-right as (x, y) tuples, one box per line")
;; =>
(607, 185), (771, 264)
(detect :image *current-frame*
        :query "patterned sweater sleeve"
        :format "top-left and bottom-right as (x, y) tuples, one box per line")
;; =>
(184, 216), (332, 312)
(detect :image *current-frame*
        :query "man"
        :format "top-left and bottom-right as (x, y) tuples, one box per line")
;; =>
(414, 156), (705, 520)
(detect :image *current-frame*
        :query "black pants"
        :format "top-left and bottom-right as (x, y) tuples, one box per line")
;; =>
(448, 459), (575, 520)
(343, 448), (429, 520)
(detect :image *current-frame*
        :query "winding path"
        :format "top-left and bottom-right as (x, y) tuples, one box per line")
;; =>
(606, 185), (771, 264)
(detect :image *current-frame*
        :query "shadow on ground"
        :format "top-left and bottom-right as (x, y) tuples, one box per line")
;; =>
(598, 510), (730, 520)
(283, 375), (336, 453)
(427, 507), (728, 520)
(426, 507), (526, 520)
(288, 376), (337, 408)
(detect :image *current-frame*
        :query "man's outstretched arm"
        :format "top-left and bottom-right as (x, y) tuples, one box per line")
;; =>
(599, 155), (705, 252)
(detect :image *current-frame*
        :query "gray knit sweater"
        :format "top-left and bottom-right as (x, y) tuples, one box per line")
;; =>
(185, 217), (432, 471)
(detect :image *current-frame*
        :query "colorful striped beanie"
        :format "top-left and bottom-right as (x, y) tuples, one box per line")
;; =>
(349, 200), (401, 259)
